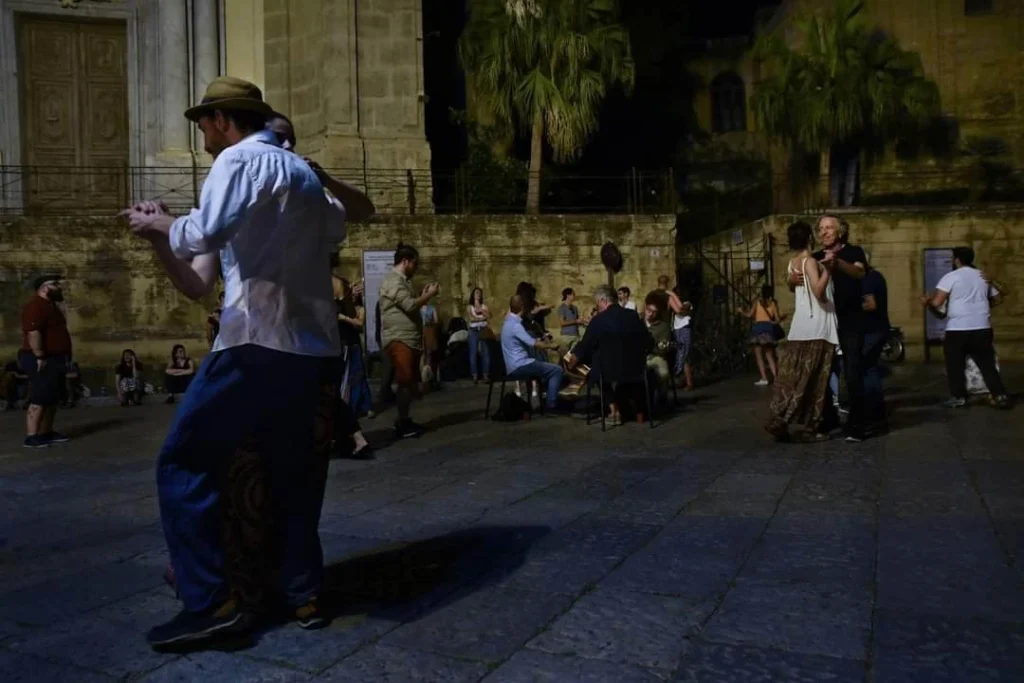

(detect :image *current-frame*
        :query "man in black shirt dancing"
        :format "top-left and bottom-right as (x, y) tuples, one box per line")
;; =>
(791, 215), (869, 442)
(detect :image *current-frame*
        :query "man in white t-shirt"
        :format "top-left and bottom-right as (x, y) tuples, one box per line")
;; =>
(922, 246), (1009, 409)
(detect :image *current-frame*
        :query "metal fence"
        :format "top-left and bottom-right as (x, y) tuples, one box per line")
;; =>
(0, 165), (675, 216)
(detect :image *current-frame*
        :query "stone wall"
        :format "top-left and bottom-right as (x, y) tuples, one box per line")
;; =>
(0, 216), (217, 385)
(688, 208), (1024, 361)
(0, 213), (675, 382)
(260, 0), (433, 211)
(336, 214), (678, 321)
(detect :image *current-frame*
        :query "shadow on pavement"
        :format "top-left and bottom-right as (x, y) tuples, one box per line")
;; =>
(320, 524), (549, 621)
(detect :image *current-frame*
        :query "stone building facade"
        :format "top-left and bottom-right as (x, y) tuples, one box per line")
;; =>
(689, 0), (1024, 209)
(0, 0), (432, 213)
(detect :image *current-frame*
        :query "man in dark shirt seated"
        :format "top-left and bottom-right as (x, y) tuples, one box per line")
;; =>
(566, 285), (653, 422)
(861, 265), (889, 429)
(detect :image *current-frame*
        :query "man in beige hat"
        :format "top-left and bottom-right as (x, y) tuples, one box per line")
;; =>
(123, 76), (347, 649)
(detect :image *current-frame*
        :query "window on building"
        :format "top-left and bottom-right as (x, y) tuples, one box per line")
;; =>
(965, 0), (994, 16)
(711, 72), (747, 133)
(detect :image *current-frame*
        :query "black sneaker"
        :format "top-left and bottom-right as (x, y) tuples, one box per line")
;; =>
(992, 395), (1011, 410)
(294, 598), (329, 630)
(42, 432), (69, 444)
(147, 600), (251, 650)
(23, 435), (49, 449)
(394, 420), (426, 439)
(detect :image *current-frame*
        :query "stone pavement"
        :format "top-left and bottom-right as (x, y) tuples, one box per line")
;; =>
(1, 366), (1023, 682)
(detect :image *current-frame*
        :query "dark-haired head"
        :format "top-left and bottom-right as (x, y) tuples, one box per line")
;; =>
(394, 242), (419, 275)
(469, 287), (484, 305)
(562, 287), (574, 301)
(953, 246), (975, 268)
(787, 221), (813, 251)
(171, 344), (187, 362)
(267, 112), (296, 150)
(761, 285), (774, 302)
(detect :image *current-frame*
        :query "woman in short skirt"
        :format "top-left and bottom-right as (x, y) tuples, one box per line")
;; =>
(741, 285), (783, 386)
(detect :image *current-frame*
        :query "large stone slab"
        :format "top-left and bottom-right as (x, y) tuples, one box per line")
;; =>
(526, 588), (712, 673)
(484, 649), (664, 683)
(872, 610), (1024, 682)
(319, 644), (489, 682)
(672, 643), (864, 683)
(380, 586), (574, 662)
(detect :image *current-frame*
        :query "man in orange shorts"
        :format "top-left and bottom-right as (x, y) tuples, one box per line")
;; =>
(378, 242), (439, 438)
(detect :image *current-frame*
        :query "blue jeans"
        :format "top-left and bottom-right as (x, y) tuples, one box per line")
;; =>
(863, 330), (887, 423)
(508, 361), (563, 409)
(157, 344), (324, 613)
(468, 327), (491, 378)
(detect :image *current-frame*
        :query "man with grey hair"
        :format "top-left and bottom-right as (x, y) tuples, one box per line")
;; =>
(567, 285), (653, 421)
(792, 214), (869, 441)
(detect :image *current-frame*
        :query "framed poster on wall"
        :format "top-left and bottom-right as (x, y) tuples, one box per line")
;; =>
(922, 247), (954, 362)
(361, 249), (395, 355)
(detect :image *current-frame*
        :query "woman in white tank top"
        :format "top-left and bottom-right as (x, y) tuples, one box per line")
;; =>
(766, 222), (839, 441)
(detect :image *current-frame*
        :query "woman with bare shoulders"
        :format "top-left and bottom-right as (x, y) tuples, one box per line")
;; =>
(765, 222), (839, 442)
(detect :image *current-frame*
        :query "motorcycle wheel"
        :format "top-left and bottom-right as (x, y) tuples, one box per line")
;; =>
(882, 337), (905, 363)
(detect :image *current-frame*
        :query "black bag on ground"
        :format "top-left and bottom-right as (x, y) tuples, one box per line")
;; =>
(492, 393), (531, 422)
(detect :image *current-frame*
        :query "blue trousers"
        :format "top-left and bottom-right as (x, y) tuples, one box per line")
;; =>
(508, 361), (563, 409)
(863, 330), (887, 423)
(346, 344), (373, 417)
(468, 327), (491, 378)
(157, 344), (324, 613)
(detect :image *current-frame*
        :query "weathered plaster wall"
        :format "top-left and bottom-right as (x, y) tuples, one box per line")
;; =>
(336, 214), (678, 321)
(689, 208), (1024, 360)
(1, 213), (676, 380)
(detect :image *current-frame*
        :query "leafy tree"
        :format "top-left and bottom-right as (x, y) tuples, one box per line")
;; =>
(751, 0), (940, 204)
(460, 0), (635, 213)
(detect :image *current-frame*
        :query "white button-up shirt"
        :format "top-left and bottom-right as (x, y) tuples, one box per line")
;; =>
(170, 130), (344, 357)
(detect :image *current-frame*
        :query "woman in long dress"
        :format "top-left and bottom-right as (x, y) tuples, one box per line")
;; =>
(766, 222), (839, 441)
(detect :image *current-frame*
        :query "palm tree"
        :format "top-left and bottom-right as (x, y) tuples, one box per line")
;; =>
(460, 0), (635, 214)
(751, 0), (940, 205)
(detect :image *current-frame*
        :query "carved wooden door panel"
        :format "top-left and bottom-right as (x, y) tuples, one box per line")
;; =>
(18, 16), (128, 212)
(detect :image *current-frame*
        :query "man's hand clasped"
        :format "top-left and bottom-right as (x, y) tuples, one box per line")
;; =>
(121, 200), (174, 240)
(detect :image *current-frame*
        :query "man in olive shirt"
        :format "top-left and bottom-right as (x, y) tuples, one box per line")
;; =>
(379, 242), (439, 438)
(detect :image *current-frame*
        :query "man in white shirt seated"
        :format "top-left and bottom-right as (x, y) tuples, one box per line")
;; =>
(922, 246), (1009, 409)
(500, 295), (564, 412)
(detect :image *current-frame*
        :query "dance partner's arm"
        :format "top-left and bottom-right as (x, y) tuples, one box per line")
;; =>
(826, 247), (866, 280)
(306, 160), (375, 223)
(804, 257), (830, 302)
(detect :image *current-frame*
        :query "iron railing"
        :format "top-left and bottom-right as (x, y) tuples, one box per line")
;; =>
(0, 165), (676, 216)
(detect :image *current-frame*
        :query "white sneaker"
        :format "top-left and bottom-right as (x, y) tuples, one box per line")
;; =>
(755, 379), (770, 386)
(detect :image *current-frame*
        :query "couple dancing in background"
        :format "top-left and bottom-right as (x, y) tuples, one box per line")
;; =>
(765, 219), (846, 442)
(123, 76), (374, 650)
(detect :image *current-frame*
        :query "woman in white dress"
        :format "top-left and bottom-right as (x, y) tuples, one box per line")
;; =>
(766, 222), (840, 441)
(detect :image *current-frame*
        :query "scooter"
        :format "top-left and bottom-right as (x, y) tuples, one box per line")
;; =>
(881, 326), (905, 363)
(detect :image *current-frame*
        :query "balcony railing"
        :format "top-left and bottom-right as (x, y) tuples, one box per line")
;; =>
(0, 165), (676, 216)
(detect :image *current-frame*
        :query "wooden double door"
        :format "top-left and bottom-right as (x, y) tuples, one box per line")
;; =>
(17, 15), (128, 212)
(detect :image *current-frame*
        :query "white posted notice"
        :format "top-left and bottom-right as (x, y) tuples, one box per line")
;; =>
(923, 248), (954, 342)
(361, 250), (395, 354)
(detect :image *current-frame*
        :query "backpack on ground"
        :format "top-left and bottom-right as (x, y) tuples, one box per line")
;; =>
(492, 392), (531, 422)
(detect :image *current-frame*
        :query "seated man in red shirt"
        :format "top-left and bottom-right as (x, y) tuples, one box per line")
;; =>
(19, 274), (73, 448)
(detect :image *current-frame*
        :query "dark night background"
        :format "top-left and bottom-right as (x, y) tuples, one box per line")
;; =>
(421, 0), (780, 177)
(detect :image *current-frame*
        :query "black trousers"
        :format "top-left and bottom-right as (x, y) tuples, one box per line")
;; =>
(837, 324), (866, 431)
(944, 329), (1005, 399)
